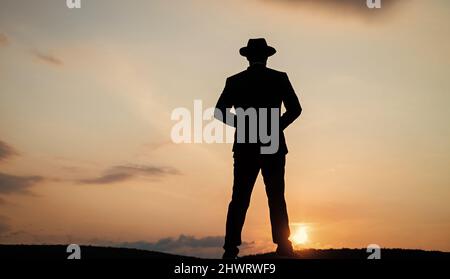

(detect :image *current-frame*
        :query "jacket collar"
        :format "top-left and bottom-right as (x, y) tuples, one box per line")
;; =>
(247, 63), (266, 70)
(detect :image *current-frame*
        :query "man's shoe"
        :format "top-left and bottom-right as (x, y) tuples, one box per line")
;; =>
(222, 247), (239, 259)
(276, 241), (295, 257)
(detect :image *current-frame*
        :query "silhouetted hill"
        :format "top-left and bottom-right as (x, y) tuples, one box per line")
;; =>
(0, 245), (448, 260)
(0, 244), (195, 259)
(243, 248), (450, 260)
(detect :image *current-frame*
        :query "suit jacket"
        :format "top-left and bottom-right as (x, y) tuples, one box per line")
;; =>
(215, 64), (302, 155)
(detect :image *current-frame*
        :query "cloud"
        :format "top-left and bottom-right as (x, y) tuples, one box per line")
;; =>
(0, 141), (44, 197)
(122, 235), (223, 250)
(0, 140), (18, 162)
(116, 235), (251, 258)
(266, 0), (402, 18)
(0, 172), (44, 195)
(0, 33), (9, 47)
(31, 50), (63, 66)
(77, 164), (180, 184)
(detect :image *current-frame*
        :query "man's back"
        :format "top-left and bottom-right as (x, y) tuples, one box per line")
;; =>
(216, 64), (301, 155)
(226, 65), (286, 109)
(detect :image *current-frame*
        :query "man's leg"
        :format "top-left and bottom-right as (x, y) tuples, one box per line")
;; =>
(223, 155), (260, 257)
(261, 155), (292, 254)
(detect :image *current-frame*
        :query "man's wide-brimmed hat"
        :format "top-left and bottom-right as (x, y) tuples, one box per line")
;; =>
(239, 38), (276, 57)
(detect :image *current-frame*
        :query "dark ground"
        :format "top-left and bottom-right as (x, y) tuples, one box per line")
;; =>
(0, 245), (449, 260)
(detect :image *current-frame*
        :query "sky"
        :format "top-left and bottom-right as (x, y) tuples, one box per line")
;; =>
(0, 0), (449, 258)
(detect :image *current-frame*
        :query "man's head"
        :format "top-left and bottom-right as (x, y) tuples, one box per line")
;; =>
(239, 38), (276, 66)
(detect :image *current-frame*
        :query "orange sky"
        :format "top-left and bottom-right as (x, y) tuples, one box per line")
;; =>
(0, 0), (449, 258)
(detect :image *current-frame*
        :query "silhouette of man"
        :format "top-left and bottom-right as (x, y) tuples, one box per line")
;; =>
(215, 38), (302, 259)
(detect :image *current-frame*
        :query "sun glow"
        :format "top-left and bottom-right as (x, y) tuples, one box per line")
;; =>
(291, 225), (309, 245)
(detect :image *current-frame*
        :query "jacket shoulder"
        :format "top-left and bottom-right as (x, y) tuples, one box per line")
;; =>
(227, 68), (286, 80)
(266, 67), (287, 77)
(226, 70), (247, 81)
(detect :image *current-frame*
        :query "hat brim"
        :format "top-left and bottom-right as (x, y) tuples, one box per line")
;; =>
(239, 46), (276, 57)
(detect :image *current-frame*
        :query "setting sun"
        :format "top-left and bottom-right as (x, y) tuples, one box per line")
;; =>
(291, 225), (309, 245)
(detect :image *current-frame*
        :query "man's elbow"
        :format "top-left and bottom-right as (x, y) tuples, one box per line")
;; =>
(214, 107), (225, 122)
(294, 106), (302, 119)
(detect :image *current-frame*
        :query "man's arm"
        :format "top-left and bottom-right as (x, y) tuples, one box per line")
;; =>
(280, 73), (302, 130)
(214, 78), (236, 127)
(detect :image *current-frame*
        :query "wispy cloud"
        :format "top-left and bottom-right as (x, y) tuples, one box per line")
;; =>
(116, 235), (250, 258)
(0, 172), (44, 195)
(77, 164), (180, 185)
(31, 50), (63, 66)
(0, 33), (9, 47)
(121, 235), (224, 251)
(0, 140), (18, 162)
(266, 0), (402, 18)
(0, 142), (45, 196)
